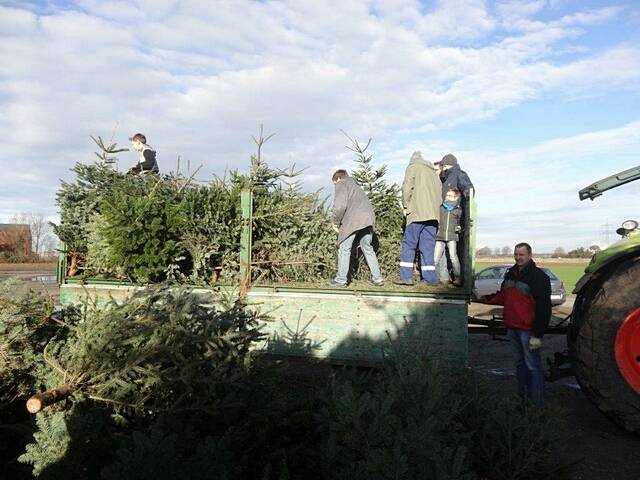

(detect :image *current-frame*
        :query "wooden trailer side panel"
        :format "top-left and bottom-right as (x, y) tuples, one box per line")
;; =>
(60, 284), (468, 366)
(252, 291), (467, 364)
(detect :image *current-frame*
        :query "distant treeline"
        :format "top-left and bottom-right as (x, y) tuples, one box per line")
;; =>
(476, 245), (600, 259)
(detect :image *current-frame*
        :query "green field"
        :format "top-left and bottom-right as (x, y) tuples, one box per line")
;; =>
(475, 261), (587, 293)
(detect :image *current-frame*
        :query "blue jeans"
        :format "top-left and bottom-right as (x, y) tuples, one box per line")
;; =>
(507, 328), (544, 407)
(434, 240), (460, 282)
(334, 229), (382, 285)
(399, 221), (437, 283)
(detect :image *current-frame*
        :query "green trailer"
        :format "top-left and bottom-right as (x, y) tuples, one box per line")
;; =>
(57, 189), (477, 367)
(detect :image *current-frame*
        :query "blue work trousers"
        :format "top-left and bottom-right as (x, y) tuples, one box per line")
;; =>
(399, 221), (437, 283)
(507, 328), (545, 407)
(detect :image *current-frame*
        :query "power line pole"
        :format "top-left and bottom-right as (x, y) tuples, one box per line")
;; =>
(602, 218), (611, 246)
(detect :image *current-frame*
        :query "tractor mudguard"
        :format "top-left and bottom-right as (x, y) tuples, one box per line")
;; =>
(573, 231), (640, 295)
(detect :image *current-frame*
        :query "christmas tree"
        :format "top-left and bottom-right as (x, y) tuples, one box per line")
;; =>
(343, 131), (403, 279)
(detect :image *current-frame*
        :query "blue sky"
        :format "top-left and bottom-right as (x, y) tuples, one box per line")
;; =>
(1, 0), (639, 252)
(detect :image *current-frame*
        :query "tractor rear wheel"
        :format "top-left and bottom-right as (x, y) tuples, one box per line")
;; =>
(570, 258), (640, 433)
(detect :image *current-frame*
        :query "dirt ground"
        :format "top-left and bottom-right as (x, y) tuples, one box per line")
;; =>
(0, 262), (58, 297)
(469, 300), (640, 480)
(2, 263), (638, 479)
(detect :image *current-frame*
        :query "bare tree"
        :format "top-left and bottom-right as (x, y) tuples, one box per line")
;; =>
(10, 212), (54, 257)
(552, 247), (566, 258)
(501, 245), (510, 256)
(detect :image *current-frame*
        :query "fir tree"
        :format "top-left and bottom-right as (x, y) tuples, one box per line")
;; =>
(31, 285), (265, 414)
(248, 127), (335, 284)
(0, 280), (78, 404)
(342, 131), (403, 278)
(97, 175), (189, 283)
(52, 162), (123, 275)
(180, 176), (244, 284)
(91, 135), (128, 168)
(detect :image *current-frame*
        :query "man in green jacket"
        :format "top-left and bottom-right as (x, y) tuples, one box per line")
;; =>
(394, 151), (441, 285)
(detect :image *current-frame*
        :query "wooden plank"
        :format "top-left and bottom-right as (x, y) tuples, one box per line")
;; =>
(239, 188), (253, 297)
(462, 190), (477, 292)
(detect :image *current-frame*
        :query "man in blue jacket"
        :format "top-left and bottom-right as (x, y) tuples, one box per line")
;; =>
(435, 154), (474, 199)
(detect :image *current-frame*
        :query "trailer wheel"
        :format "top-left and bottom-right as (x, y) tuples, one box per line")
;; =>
(571, 258), (640, 433)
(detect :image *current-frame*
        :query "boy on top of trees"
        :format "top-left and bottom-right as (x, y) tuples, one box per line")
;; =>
(128, 132), (159, 174)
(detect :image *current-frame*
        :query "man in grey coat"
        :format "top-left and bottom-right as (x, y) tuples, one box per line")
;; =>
(394, 151), (441, 285)
(328, 170), (383, 287)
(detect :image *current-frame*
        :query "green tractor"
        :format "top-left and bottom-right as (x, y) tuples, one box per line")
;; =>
(569, 164), (640, 432)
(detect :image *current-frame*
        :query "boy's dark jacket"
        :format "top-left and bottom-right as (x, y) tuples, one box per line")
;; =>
(436, 201), (462, 242)
(485, 260), (552, 337)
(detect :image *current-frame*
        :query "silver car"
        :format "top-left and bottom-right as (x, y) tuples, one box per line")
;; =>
(473, 264), (567, 306)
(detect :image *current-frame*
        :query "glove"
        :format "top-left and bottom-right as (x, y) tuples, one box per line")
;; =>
(455, 226), (462, 233)
(529, 337), (542, 351)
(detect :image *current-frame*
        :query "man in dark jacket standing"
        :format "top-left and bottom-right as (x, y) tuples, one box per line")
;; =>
(328, 170), (383, 287)
(435, 153), (473, 199)
(393, 151), (441, 285)
(481, 243), (551, 406)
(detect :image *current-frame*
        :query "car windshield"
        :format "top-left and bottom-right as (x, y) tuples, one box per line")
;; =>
(542, 268), (558, 280)
(477, 268), (502, 279)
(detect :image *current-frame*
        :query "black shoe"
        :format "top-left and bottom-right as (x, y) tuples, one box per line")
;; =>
(392, 279), (414, 286)
(327, 280), (347, 288)
(369, 279), (384, 287)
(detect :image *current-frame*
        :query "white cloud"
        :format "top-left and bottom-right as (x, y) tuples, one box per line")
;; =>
(557, 5), (623, 27)
(496, 0), (547, 23)
(457, 120), (640, 250)
(0, 0), (638, 252)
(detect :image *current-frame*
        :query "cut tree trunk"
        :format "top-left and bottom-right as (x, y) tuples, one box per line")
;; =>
(67, 253), (80, 277)
(26, 384), (75, 413)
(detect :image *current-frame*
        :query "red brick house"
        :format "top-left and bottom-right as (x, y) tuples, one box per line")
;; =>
(0, 224), (32, 256)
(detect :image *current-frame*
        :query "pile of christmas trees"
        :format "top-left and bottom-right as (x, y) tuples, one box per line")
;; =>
(1, 283), (569, 479)
(54, 131), (403, 285)
(1, 283), (276, 478)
